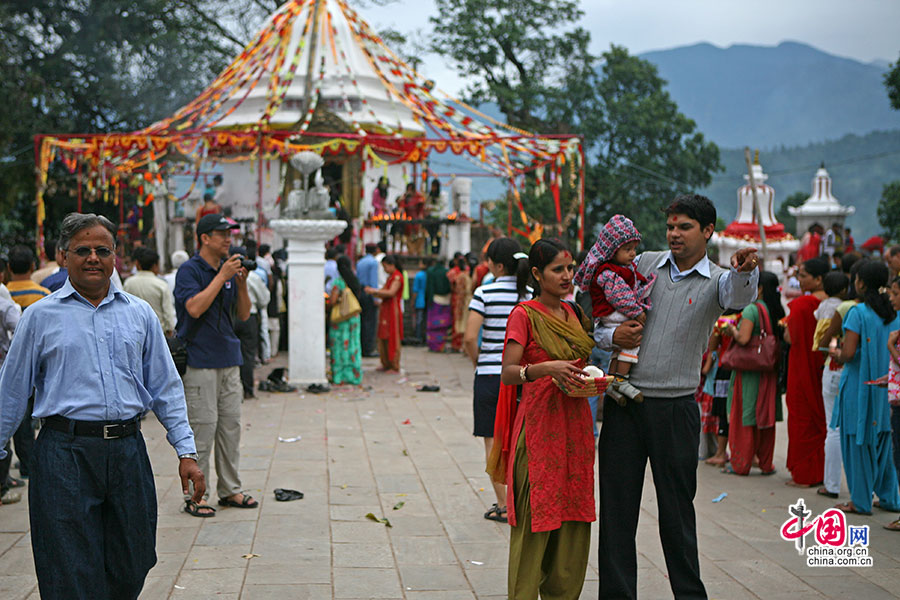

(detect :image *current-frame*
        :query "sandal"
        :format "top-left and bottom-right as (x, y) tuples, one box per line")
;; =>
(817, 487), (839, 499)
(883, 519), (900, 531)
(483, 504), (508, 523)
(760, 469), (777, 476)
(873, 500), (900, 511)
(184, 499), (216, 518)
(218, 493), (259, 509)
(835, 501), (871, 516)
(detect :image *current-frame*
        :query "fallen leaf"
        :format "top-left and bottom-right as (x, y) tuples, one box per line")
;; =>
(365, 512), (393, 527)
(402, 419), (412, 425)
(393, 501), (405, 510)
(242, 553), (260, 559)
(402, 449), (408, 456)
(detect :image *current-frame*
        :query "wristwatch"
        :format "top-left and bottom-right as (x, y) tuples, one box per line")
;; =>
(179, 453), (199, 461)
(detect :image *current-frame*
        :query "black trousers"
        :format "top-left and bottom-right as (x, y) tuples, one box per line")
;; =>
(235, 313), (259, 394)
(360, 293), (377, 355)
(597, 395), (707, 600)
(30, 426), (157, 599)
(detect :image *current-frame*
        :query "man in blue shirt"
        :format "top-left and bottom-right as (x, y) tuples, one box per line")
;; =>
(412, 257), (432, 343)
(356, 243), (379, 356)
(174, 214), (254, 516)
(0, 212), (204, 599)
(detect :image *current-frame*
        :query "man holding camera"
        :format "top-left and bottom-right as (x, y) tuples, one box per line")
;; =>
(174, 214), (256, 517)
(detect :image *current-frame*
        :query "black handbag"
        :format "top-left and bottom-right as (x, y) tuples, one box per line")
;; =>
(168, 293), (221, 376)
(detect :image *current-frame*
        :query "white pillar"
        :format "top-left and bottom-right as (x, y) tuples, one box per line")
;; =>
(444, 178), (472, 259)
(271, 219), (347, 385)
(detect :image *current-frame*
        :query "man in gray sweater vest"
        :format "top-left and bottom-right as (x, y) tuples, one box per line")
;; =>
(595, 194), (759, 599)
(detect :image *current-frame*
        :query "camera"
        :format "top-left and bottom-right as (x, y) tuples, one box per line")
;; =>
(241, 259), (257, 271)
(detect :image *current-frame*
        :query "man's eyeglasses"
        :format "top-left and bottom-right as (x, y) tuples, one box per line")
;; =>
(67, 246), (114, 258)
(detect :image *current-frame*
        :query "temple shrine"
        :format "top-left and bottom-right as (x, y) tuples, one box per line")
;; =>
(712, 154), (799, 275)
(788, 163), (855, 239)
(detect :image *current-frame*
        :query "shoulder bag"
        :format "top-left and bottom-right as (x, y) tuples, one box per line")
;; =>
(330, 286), (362, 324)
(719, 302), (780, 372)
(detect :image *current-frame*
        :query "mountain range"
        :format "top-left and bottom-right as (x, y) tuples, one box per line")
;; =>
(638, 41), (900, 149)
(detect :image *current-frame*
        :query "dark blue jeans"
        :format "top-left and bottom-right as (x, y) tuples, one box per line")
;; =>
(29, 425), (157, 600)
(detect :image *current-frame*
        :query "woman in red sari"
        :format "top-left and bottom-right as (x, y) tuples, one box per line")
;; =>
(365, 254), (404, 372)
(784, 257), (829, 486)
(490, 239), (599, 599)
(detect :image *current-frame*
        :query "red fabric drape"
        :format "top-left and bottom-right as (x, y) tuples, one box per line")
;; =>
(784, 294), (826, 485)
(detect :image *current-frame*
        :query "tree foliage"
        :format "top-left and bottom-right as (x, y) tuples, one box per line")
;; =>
(429, 0), (720, 250)
(877, 181), (900, 242)
(430, 0), (595, 133)
(886, 52), (900, 111)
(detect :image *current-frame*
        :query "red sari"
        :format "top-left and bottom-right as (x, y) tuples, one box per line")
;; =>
(785, 294), (826, 485)
(377, 270), (404, 369)
(503, 302), (596, 532)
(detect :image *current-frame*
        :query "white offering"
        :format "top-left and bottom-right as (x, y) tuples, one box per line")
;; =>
(582, 365), (605, 379)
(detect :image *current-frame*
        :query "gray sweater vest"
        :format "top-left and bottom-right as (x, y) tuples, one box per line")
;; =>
(629, 251), (726, 398)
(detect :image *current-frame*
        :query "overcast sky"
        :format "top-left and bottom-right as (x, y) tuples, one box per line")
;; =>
(362, 0), (900, 95)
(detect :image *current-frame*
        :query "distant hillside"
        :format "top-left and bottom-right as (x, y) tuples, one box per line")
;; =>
(639, 41), (900, 149)
(700, 130), (900, 242)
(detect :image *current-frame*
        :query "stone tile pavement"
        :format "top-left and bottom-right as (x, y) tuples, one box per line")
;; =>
(1, 347), (899, 598)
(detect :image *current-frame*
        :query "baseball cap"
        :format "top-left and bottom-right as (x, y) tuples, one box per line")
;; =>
(196, 214), (239, 236)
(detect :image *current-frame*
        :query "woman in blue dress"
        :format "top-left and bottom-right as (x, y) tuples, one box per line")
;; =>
(829, 260), (900, 516)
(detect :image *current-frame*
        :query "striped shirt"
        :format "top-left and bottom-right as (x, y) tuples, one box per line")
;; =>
(468, 276), (529, 375)
(6, 280), (50, 310)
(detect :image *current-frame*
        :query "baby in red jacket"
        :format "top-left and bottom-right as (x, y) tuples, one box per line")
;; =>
(574, 215), (656, 404)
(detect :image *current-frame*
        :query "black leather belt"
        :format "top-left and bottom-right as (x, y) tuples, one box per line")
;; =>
(42, 415), (141, 439)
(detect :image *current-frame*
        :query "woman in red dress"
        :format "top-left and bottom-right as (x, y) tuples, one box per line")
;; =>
(784, 257), (829, 486)
(365, 254), (404, 372)
(490, 239), (598, 599)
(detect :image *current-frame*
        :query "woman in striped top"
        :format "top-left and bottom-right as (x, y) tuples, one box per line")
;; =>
(463, 237), (531, 523)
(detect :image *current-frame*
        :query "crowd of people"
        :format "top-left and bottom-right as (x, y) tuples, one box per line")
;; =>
(6, 192), (900, 599)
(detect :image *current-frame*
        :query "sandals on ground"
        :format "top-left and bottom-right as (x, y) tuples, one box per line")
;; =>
(184, 499), (216, 518)
(218, 493), (259, 509)
(883, 519), (900, 531)
(484, 503), (508, 523)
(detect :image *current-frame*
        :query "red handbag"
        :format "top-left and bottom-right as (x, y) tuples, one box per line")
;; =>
(719, 302), (780, 372)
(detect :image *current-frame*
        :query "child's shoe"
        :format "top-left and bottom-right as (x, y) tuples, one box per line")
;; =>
(606, 382), (627, 407)
(612, 376), (644, 403)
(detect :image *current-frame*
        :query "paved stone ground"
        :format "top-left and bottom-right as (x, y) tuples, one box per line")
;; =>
(1, 346), (900, 599)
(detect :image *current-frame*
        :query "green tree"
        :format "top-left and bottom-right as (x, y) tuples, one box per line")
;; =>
(886, 52), (900, 111)
(0, 0), (237, 241)
(877, 181), (900, 242)
(775, 191), (807, 237)
(430, 0), (595, 132)
(429, 1), (720, 250)
(587, 46), (720, 249)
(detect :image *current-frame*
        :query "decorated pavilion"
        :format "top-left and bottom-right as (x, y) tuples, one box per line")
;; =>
(33, 0), (585, 259)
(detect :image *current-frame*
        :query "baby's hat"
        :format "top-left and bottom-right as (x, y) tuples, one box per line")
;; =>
(573, 214), (641, 289)
(596, 214), (641, 262)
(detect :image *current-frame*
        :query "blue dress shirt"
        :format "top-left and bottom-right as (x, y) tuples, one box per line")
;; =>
(0, 279), (196, 458)
(357, 254), (379, 289)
